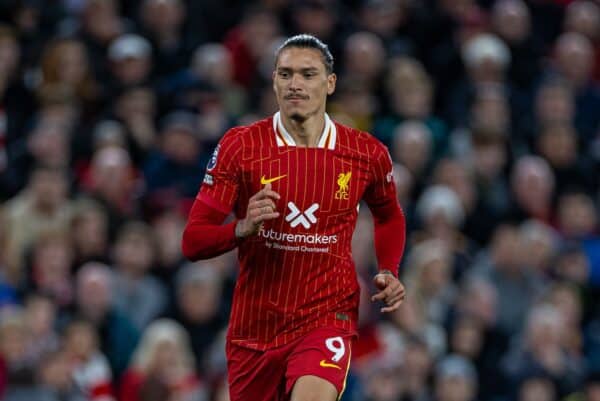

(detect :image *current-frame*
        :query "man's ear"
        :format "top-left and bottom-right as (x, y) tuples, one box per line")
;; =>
(327, 73), (337, 95)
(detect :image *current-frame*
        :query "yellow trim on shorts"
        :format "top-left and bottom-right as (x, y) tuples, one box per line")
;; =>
(337, 345), (352, 401)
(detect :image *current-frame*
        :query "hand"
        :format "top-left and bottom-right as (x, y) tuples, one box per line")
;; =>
(371, 271), (405, 313)
(235, 183), (281, 238)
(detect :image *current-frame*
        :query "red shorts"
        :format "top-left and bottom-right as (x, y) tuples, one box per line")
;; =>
(226, 327), (355, 401)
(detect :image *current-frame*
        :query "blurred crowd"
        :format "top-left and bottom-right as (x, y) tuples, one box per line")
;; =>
(0, 0), (599, 400)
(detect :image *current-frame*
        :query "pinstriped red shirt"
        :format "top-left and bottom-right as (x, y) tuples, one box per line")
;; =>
(199, 113), (399, 350)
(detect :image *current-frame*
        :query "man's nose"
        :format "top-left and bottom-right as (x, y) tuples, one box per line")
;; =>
(289, 73), (302, 90)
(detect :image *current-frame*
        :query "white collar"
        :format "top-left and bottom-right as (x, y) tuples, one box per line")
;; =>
(272, 111), (336, 149)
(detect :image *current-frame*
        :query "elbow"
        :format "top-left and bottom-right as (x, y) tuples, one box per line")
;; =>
(181, 226), (199, 261)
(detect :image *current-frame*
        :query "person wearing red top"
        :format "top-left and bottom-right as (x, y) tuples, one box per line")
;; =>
(182, 34), (406, 401)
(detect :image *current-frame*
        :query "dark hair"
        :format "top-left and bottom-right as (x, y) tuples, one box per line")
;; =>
(275, 34), (334, 74)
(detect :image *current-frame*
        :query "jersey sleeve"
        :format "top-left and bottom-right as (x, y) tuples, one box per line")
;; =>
(364, 140), (406, 277)
(181, 197), (238, 261)
(363, 142), (396, 207)
(197, 128), (243, 214)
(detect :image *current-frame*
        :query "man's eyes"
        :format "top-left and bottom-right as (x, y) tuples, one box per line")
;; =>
(278, 71), (317, 78)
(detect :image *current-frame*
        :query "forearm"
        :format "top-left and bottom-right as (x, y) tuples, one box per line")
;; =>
(371, 198), (406, 277)
(181, 198), (239, 261)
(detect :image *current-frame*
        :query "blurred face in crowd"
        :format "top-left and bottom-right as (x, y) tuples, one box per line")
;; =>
(64, 321), (98, 360)
(470, 90), (510, 136)
(114, 229), (155, 275)
(520, 222), (555, 275)
(554, 249), (589, 284)
(76, 266), (112, 322)
(512, 157), (554, 216)
(0, 315), (29, 364)
(434, 159), (476, 213)
(161, 127), (199, 164)
(518, 377), (556, 401)
(440, 0), (476, 20)
(451, 317), (484, 359)
(29, 168), (68, 212)
(419, 253), (451, 296)
(392, 122), (432, 176)
(392, 81), (432, 119)
(39, 103), (79, 132)
(25, 295), (56, 337)
(537, 124), (577, 167)
(178, 276), (221, 323)
(56, 40), (89, 86)
(94, 120), (127, 150)
(243, 10), (280, 59)
(116, 87), (156, 120)
(330, 82), (376, 131)
(343, 32), (385, 81)
(491, 225), (524, 273)
(273, 47), (336, 123)
(113, 55), (151, 85)
(360, 0), (406, 38)
(549, 285), (581, 326)
(527, 307), (564, 354)
(435, 374), (476, 401)
(0, 32), (20, 80)
(535, 83), (574, 125)
(460, 280), (498, 326)
(39, 350), (73, 391)
(27, 122), (70, 168)
(387, 58), (433, 119)
(492, 0), (531, 44)
(32, 235), (73, 298)
(403, 340), (432, 379)
(555, 33), (594, 87)
(587, 381), (600, 401)
(472, 139), (506, 181)
(192, 44), (233, 86)
(364, 364), (404, 401)
(150, 339), (182, 374)
(82, 0), (122, 43)
(142, 0), (185, 34)
(557, 193), (598, 237)
(293, 2), (335, 39)
(564, 1), (600, 41)
(72, 206), (108, 258)
(90, 147), (133, 199)
(152, 211), (185, 268)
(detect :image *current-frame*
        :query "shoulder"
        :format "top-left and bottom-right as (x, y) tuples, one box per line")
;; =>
(219, 117), (273, 148)
(333, 120), (390, 158)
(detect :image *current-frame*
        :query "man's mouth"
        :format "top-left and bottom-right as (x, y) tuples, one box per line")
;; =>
(285, 95), (308, 100)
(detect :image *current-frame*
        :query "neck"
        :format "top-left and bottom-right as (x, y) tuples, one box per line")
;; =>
(279, 111), (326, 147)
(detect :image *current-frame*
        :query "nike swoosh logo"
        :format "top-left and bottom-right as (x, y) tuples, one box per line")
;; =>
(319, 360), (341, 370)
(261, 174), (287, 185)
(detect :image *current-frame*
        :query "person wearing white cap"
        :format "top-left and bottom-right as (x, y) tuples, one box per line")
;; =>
(434, 354), (478, 401)
(108, 34), (153, 86)
(462, 33), (511, 82)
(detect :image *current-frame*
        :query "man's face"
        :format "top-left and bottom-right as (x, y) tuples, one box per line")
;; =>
(273, 47), (336, 122)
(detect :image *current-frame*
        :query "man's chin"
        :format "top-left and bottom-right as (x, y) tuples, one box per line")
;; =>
(290, 113), (307, 123)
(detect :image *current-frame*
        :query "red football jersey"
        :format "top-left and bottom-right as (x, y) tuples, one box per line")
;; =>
(198, 113), (398, 350)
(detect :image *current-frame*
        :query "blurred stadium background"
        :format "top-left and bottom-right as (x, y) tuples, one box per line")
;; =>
(0, 0), (599, 400)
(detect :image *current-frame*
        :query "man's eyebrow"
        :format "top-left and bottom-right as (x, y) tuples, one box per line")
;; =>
(276, 67), (320, 72)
